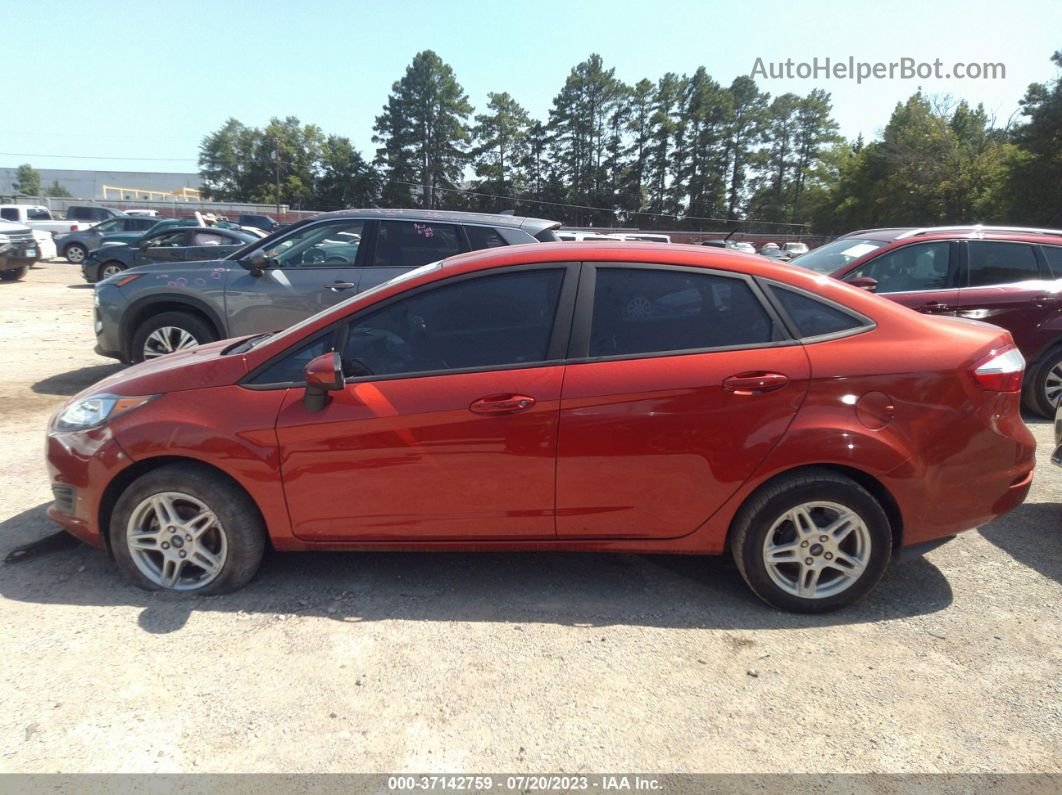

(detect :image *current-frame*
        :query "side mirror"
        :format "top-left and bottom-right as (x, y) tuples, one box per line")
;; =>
(848, 276), (878, 293)
(242, 250), (269, 277)
(303, 352), (344, 412)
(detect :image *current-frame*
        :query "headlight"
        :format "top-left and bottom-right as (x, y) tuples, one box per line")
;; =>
(54, 393), (156, 432)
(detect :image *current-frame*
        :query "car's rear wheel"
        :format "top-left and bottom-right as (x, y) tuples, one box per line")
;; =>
(730, 469), (892, 613)
(64, 243), (88, 264)
(1026, 346), (1062, 419)
(130, 311), (217, 363)
(98, 261), (126, 281)
(0, 267), (28, 282)
(111, 464), (265, 594)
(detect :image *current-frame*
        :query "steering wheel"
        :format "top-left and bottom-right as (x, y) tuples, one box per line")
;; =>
(303, 247), (326, 265)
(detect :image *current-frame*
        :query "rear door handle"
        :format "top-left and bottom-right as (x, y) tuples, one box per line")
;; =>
(469, 394), (536, 415)
(722, 372), (789, 395)
(327, 281), (357, 291)
(921, 301), (950, 311)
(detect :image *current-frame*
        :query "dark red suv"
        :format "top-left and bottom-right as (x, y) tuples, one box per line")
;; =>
(796, 226), (1062, 417)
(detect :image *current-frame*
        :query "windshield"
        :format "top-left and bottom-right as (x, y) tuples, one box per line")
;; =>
(791, 237), (888, 274)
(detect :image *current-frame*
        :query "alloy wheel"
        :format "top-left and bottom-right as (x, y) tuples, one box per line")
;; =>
(125, 492), (228, 591)
(143, 326), (199, 359)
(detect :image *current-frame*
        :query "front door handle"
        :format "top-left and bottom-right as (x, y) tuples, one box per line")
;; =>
(469, 394), (536, 415)
(723, 372), (789, 395)
(327, 281), (357, 291)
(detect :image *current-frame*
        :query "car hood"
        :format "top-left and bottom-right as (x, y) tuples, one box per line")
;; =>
(122, 257), (232, 276)
(79, 338), (251, 399)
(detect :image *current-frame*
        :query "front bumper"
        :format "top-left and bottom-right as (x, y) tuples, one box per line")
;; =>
(46, 424), (132, 549)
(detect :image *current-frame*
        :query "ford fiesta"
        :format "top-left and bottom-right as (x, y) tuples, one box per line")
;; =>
(46, 243), (1036, 612)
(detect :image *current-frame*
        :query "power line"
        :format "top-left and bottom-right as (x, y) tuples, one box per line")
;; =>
(0, 152), (197, 163)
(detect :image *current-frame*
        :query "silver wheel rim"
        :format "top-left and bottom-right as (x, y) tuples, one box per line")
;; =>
(1044, 360), (1062, 409)
(143, 326), (199, 359)
(66, 246), (86, 263)
(101, 264), (124, 279)
(762, 501), (871, 600)
(126, 491), (228, 591)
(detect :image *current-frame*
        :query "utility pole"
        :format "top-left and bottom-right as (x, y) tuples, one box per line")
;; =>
(273, 134), (281, 217)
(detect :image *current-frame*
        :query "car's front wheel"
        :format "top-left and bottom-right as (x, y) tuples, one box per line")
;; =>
(730, 469), (892, 613)
(130, 311), (217, 363)
(64, 243), (88, 264)
(110, 464), (265, 594)
(97, 261), (126, 281)
(0, 267), (28, 282)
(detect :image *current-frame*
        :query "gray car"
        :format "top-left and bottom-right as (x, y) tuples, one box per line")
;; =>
(54, 215), (160, 264)
(94, 208), (561, 363)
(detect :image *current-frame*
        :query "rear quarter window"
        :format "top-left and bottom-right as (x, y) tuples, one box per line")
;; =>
(1042, 246), (1062, 277)
(768, 284), (872, 339)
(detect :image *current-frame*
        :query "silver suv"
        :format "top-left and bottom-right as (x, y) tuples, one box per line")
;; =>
(94, 209), (561, 363)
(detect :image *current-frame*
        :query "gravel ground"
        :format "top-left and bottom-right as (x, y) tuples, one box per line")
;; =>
(0, 261), (1059, 775)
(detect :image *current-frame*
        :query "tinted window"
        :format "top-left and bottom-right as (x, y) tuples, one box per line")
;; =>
(250, 334), (333, 385)
(27, 208), (50, 221)
(771, 285), (869, 338)
(465, 225), (508, 250)
(373, 221), (462, 268)
(0, 209), (16, 222)
(152, 231), (188, 247)
(1043, 246), (1062, 277)
(966, 242), (1040, 287)
(589, 268), (776, 357)
(263, 220), (364, 268)
(191, 231), (228, 246)
(845, 242), (950, 293)
(342, 269), (564, 376)
(795, 237), (888, 274)
(95, 219), (122, 233)
(131, 218), (157, 230)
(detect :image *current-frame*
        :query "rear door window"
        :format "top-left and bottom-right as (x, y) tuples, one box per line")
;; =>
(373, 221), (463, 268)
(588, 267), (779, 358)
(1040, 245), (1062, 277)
(965, 242), (1040, 287)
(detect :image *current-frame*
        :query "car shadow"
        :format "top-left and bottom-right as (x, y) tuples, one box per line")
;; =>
(66, 283), (93, 290)
(978, 502), (1062, 585)
(0, 503), (953, 635)
(32, 363), (124, 396)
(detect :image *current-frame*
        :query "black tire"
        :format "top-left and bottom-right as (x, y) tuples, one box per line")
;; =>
(1024, 346), (1062, 419)
(64, 243), (88, 264)
(0, 266), (28, 282)
(110, 463), (265, 594)
(130, 311), (217, 364)
(97, 261), (127, 282)
(730, 469), (893, 613)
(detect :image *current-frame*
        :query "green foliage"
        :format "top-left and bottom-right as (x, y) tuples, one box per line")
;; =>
(373, 50), (473, 209)
(44, 180), (72, 198)
(13, 164), (41, 196)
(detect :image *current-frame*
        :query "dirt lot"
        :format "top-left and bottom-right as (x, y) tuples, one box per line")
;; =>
(0, 261), (1059, 775)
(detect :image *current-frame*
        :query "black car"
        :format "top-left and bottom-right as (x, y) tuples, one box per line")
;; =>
(65, 206), (126, 223)
(82, 227), (259, 283)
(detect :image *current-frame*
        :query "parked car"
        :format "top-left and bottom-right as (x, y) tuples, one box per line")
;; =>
(0, 204), (95, 235)
(123, 209), (160, 217)
(54, 215), (160, 264)
(50, 241), (1035, 608)
(795, 225), (1062, 417)
(557, 231), (619, 241)
(95, 217), (200, 249)
(82, 227), (259, 283)
(0, 219), (40, 281)
(782, 242), (810, 258)
(94, 209), (562, 363)
(65, 206), (125, 223)
(238, 213), (280, 232)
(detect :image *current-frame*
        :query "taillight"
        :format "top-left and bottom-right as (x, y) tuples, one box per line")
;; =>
(971, 346), (1025, 392)
(70, 224), (78, 231)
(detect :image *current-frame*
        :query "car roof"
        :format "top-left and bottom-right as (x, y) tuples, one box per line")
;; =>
(315, 207), (560, 234)
(841, 225), (1062, 244)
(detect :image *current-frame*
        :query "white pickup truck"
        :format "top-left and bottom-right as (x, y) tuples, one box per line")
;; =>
(0, 204), (96, 235)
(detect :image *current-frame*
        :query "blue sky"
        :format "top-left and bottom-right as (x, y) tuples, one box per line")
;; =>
(5, 0), (1061, 174)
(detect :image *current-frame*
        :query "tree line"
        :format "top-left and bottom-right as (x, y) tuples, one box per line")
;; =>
(190, 48), (1059, 233)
